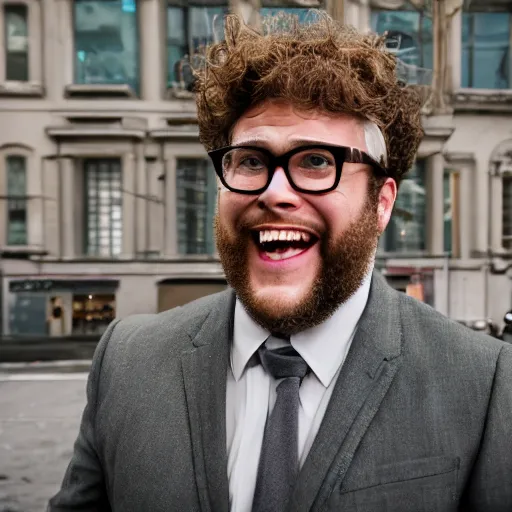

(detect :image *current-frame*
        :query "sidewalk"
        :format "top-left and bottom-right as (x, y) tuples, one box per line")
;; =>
(0, 375), (87, 512)
(0, 360), (92, 376)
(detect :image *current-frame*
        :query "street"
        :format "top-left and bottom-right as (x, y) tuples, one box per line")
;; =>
(0, 373), (87, 512)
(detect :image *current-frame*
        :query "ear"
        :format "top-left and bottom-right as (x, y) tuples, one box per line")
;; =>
(377, 178), (397, 234)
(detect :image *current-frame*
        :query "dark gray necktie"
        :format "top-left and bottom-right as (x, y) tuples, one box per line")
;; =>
(252, 339), (309, 512)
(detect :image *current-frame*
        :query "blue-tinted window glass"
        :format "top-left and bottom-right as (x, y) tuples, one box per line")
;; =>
(260, 7), (314, 24)
(167, 6), (227, 87)
(380, 160), (426, 253)
(461, 12), (510, 89)
(371, 9), (433, 85)
(74, 0), (139, 93)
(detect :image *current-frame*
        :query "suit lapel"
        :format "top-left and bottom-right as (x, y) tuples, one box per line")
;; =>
(289, 272), (403, 512)
(181, 290), (235, 512)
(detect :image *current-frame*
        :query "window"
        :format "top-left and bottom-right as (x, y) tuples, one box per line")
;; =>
(167, 3), (228, 87)
(380, 160), (426, 253)
(260, 7), (314, 23)
(176, 158), (217, 255)
(6, 155), (27, 245)
(371, 7), (433, 85)
(503, 174), (512, 250)
(462, 12), (510, 89)
(84, 159), (123, 257)
(72, 293), (115, 335)
(4, 4), (29, 81)
(74, 0), (139, 93)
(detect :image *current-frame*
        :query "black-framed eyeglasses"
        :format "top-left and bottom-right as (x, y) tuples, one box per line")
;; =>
(208, 144), (388, 195)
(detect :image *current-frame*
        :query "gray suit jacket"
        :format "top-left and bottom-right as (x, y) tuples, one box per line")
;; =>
(48, 272), (512, 512)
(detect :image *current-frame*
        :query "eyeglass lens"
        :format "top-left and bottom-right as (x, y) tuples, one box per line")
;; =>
(221, 147), (338, 191)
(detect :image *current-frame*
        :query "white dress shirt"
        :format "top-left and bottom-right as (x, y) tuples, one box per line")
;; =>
(226, 272), (372, 512)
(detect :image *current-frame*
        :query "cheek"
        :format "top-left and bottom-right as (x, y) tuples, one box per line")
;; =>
(312, 194), (363, 236)
(217, 191), (248, 226)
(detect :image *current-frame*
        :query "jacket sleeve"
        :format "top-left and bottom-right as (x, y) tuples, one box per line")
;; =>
(461, 344), (512, 512)
(47, 319), (121, 512)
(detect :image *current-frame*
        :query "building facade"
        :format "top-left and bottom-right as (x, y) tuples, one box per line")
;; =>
(0, 0), (511, 338)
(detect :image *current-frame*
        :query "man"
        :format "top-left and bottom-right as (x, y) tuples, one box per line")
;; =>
(49, 13), (512, 512)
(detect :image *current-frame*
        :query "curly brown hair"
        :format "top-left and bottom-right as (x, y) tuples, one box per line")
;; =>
(194, 12), (424, 184)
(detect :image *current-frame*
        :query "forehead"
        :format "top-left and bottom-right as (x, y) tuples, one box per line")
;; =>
(231, 100), (367, 150)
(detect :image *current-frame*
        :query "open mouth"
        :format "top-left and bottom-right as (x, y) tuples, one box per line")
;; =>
(252, 228), (318, 261)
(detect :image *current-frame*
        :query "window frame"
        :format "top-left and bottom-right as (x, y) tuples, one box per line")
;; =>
(378, 158), (428, 256)
(175, 156), (217, 256)
(0, 0), (43, 96)
(5, 153), (28, 246)
(369, 6), (434, 86)
(83, 157), (124, 258)
(166, 1), (228, 92)
(67, 0), (141, 97)
(0, 144), (34, 249)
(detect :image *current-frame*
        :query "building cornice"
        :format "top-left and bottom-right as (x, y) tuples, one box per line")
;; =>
(453, 89), (512, 113)
(46, 126), (146, 140)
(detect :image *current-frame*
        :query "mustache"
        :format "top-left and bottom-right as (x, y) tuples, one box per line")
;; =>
(235, 212), (325, 235)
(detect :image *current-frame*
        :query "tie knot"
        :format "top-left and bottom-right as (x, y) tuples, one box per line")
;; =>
(258, 341), (309, 380)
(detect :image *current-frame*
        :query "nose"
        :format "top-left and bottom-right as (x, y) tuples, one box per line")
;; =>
(257, 167), (301, 211)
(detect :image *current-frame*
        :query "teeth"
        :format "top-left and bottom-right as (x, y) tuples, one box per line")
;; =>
(258, 229), (313, 243)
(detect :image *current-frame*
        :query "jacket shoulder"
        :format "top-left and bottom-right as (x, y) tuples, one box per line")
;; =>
(397, 290), (506, 358)
(104, 288), (234, 354)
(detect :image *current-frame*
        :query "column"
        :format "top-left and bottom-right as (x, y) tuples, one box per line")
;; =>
(449, 8), (462, 92)
(359, 0), (371, 32)
(0, 153), (7, 247)
(163, 157), (177, 256)
(427, 152), (445, 255)
(57, 0), (74, 88)
(148, 159), (165, 254)
(490, 173), (503, 253)
(60, 158), (76, 259)
(122, 153), (136, 258)
(344, 1), (359, 29)
(459, 163), (472, 260)
(42, 157), (60, 257)
(140, 0), (162, 101)
(43, 0), (60, 100)
(232, 0), (261, 28)
(473, 158), (488, 254)
(327, 0), (345, 23)
(135, 146), (148, 255)
(29, 0), (43, 85)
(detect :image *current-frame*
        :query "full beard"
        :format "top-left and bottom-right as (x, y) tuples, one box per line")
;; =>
(215, 198), (380, 335)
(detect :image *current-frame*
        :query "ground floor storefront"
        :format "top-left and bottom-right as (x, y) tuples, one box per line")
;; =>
(1, 257), (511, 339)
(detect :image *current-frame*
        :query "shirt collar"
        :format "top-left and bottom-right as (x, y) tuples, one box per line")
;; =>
(231, 269), (373, 385)
(231, 300), (269, 381)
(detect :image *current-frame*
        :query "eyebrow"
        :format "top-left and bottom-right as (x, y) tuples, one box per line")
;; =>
(231, 138), (338, 150)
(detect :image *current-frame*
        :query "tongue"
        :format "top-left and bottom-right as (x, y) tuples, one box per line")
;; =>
(265, 246), (305, 261)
